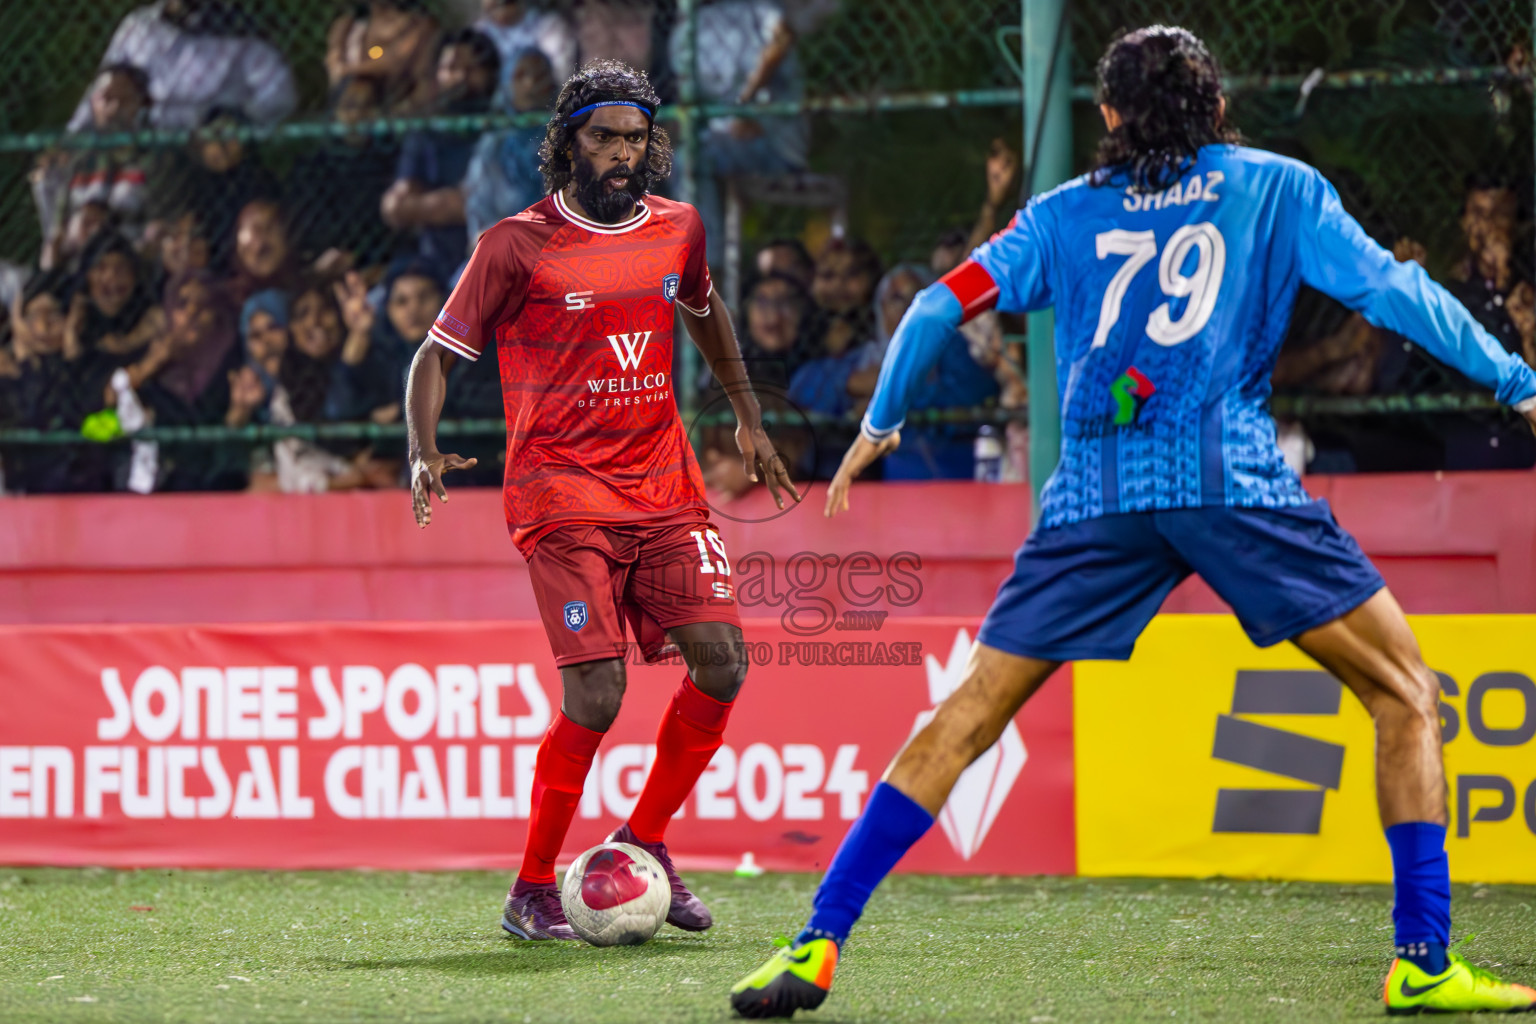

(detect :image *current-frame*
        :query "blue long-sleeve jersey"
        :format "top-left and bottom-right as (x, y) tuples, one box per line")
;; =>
(863, 145), (1536, 529)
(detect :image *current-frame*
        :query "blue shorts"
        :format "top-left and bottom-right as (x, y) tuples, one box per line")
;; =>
(977, 500), (1385, 662)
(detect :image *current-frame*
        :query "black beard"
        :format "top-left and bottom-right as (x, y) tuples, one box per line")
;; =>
(572, 157), (649, 223)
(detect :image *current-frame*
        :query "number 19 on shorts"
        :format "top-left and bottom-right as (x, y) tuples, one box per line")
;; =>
(690, 529), (734, 602)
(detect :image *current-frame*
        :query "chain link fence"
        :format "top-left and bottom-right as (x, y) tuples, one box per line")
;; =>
(0, 0), (1026, 494)
(0, 0), (1022, 264)
(0, 0), (1531, 492)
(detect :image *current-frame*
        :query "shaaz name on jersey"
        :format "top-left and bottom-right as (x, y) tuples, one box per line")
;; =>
(1121, 171), (1224, 212)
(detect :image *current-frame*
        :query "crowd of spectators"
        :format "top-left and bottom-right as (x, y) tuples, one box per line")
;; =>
(0, 0), (1016, 499)
(1272, 170), (1536, 475)
(697, 137), (1031, 498)
(0, 1), (1531, 499)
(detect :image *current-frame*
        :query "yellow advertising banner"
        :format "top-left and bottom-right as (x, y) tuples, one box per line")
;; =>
(1075, 616), (1536, 882)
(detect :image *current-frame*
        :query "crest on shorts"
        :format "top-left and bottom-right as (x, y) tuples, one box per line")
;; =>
(563, 601), (588, 631)
(662, 273), (681, 303)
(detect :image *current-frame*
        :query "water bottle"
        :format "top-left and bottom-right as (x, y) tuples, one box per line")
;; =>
(112, 368), (158, 495)
(973, 425), (1002, 482)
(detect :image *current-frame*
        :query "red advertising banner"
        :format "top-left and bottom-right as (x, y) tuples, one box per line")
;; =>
(0, 620), (1073, 875)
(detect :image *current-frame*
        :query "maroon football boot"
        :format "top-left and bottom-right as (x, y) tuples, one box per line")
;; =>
(607, 823), (713, 931)
(501, 878), (577, 941)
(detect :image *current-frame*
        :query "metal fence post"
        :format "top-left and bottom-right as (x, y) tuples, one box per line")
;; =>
(676, 0), (702, 420)
(1022, 0), (1070, 521)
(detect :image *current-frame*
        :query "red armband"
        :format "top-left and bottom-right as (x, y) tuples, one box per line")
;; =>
(939, 259), (1000, 324)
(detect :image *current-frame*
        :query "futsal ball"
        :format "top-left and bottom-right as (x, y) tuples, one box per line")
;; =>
(560, 842), (671, 946)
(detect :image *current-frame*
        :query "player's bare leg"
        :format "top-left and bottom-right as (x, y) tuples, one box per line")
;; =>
(559, 657), (629, 734)
(503, 656), (627, 941)
(613, 621), (749, 931)
(884, 643), (1060, 813)
(1293, 589), (1535, 1013)
(731, 642), (1059, 1018)
(1290, 589), (1444, 829)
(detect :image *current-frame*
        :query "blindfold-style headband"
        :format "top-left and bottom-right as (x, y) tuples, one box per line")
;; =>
(566, 100), (654, 124)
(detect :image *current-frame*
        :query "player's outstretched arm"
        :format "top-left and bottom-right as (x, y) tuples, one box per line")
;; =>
(405, 339), (477, 528)
(680, 290), (802, 509)
(1296, 169), (1536, 423)
(826, 279), (970, 518)
(824, 431), (901, 517)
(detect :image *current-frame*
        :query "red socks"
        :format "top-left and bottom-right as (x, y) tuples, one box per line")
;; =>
(517, 679), (734, 882)
(628, 677), (734, 843)
(518, 712), (604, 885)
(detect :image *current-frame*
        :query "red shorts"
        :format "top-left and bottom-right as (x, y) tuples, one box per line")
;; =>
(526, 515), (742, 667)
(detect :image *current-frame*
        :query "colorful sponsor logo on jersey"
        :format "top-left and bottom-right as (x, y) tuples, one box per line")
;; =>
(1111, 366), (1156, 425)
(662, 274), (680, 303)
(564, 601), (588, 631)
(435, 311), (470, 336)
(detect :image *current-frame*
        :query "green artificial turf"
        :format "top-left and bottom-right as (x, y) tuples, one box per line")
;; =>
(1, 869), (1533, 1022)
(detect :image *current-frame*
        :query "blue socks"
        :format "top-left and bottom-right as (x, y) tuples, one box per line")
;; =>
(1386, 821), (1451, 974)
(798, 782), (935, 947)
(799, 798), (1452, 969)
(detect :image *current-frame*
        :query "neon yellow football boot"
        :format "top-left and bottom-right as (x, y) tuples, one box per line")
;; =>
(1384, 949), (1536, 1015)
(729, 937), (839, 1019)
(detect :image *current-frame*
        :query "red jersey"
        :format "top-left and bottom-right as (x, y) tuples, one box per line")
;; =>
(429, 191), (713, 556)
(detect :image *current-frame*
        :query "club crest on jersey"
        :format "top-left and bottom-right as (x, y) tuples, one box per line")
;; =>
(563, 601), (588, 631)
(662, 273), (680, 303)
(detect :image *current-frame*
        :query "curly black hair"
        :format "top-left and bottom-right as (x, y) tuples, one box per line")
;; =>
(539, 59), (673, 195)
(1092, 26), (1239, 192)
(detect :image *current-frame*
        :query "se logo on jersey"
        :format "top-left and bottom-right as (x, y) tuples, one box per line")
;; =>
(564, 601), (588, 631)
(569, 274), (680, 310)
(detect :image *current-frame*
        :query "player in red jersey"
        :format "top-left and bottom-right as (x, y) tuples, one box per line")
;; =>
(404, 59), (801, 941)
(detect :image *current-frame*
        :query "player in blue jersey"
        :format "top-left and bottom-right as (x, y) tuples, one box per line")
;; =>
(729, 26), (1536, 1019)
